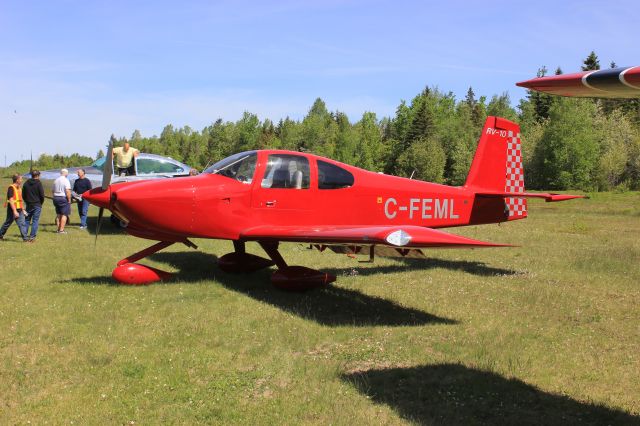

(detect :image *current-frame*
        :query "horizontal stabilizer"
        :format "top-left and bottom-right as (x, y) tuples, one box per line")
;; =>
(475, 191), (585, 202)
(241, 225), (510, 248)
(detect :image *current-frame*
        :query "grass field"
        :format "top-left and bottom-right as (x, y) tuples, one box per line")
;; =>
(1, 179), (639, 425)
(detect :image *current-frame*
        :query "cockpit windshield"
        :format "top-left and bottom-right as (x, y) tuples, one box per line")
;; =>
(91, 157), (107, 172)
(203, 151), (257, 184)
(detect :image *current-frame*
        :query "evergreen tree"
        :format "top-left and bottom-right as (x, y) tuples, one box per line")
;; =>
(464, 87), (484, 128)
(464, 87), (476, 109)
(582, 51), (600, 71)
(528, 66), (554, 122)
(405, 88), (435, 145)
(385, 101), (411, 174)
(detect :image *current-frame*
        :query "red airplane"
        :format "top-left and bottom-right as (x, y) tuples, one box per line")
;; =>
(84, 116), (583, 289)
(517, 66), (640, 98)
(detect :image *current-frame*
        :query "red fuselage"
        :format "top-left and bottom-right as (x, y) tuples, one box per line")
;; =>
(93, 150), (503, 243)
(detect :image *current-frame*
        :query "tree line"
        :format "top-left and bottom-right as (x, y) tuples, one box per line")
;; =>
(5, 51), (639, 191)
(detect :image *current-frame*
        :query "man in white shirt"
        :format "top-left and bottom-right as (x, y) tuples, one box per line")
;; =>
(52, 169), (71, 234)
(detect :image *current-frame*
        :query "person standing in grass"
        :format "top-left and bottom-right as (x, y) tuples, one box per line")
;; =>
(52, 169), (71, 234)
(72, 168), (92, 230)
(0, 174), (28, 241)
(22, 169), (45, 242)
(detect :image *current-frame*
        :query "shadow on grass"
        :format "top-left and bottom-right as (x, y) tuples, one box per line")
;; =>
(63, 247), (521, 326)
(342, 363), (639, 425)
(401, 257), (519, 277)
(85, 216), (125, 235)
(147, 251), (458, 327)
(325, 258), (519, 278)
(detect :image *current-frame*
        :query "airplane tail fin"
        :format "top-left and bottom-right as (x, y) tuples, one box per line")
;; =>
(465, 116), (527, 221)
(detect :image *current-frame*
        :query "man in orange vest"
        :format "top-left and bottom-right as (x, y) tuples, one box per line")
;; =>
(1, 173), (28, 241)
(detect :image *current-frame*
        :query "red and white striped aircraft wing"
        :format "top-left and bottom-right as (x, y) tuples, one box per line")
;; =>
(516, 66), (640, 99)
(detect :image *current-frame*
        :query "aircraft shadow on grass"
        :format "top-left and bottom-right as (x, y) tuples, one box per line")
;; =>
(65, 249), (521, 327)
(323, 257), (519, 278)
(341, 363), (639, 426)
(142, 251), (458, 327)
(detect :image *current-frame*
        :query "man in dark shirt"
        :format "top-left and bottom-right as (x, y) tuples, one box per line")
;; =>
(22, 169), (45, 242)
(72, 168), (92, 229)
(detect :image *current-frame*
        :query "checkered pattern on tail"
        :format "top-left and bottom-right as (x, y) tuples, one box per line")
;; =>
(504, 131), (526, 219)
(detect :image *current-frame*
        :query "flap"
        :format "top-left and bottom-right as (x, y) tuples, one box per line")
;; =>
(240, 225), (509, 248)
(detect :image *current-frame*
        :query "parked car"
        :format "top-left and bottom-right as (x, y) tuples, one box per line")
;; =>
(27, 153), (195, 197)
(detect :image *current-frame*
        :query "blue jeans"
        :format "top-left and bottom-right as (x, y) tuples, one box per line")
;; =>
(1, 207), (27, 240)
(77, 199), (89, 227)
(25, 204), (42, 239)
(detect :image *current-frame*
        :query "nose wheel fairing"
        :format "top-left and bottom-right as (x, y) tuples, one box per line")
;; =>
(112, 263), (173, 285)
(111, 241), (176, 285)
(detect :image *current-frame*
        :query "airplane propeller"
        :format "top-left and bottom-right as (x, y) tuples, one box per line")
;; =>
(95, 139), (114, 244)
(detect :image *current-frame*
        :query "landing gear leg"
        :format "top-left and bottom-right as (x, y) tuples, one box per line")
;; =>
(217, 240), (275, 273)
(259, 241), (336, 291)
(112, 241), (175, 285)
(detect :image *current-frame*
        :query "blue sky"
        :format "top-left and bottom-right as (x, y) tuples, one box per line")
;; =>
(1, 0), (638, 165)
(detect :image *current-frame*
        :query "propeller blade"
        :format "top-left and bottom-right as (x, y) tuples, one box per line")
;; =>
(95, 207), (104, 245)
(102, 139), (114, 190)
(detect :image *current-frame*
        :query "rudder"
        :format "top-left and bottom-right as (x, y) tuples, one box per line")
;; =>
(465, 116), (526, 220)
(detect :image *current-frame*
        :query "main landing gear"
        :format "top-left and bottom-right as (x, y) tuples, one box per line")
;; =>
(218, 240), (336, 291)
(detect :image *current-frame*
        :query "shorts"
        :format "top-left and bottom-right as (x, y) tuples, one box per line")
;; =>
(53, 196), (71, 215)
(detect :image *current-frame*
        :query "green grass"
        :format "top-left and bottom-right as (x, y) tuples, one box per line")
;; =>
(1, 182), (639, 425)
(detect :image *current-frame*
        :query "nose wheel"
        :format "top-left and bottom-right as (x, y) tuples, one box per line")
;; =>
(112, 241), (175, 285)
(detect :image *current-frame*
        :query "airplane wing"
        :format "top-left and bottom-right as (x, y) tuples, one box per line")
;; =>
(240, 225), (510, 248)
(516, 66), (640, 99)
